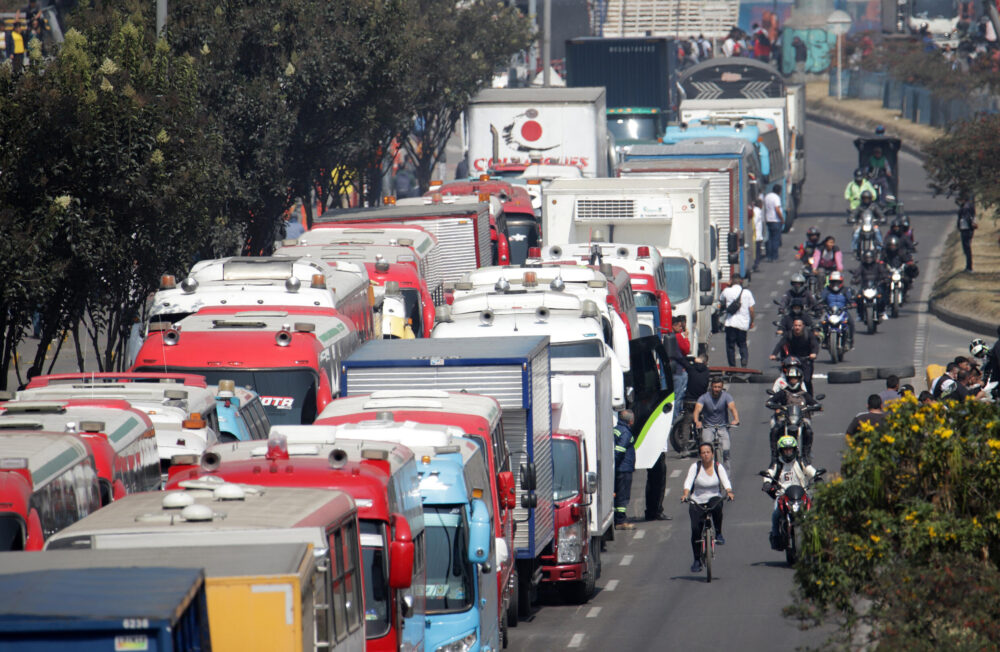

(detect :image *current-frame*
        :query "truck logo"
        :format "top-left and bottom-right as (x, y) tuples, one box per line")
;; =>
(501, 109), (559, 153)
(260, 396), (295, 410)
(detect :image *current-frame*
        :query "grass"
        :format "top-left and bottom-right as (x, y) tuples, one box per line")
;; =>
(930, 219), (1000, 323)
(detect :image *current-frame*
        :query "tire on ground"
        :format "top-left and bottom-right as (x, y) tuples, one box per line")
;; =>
(857, 367), (878, 381)
(827, 370), (862, 384)
(877, 365), (916, 379)
(748, 372), (779, 384)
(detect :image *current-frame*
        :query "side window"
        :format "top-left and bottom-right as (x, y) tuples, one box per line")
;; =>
(203, 406), (220, 437)
(341, 519), (362, 634)
(493, 422), (510, 473)
(330, 529), (348, 642)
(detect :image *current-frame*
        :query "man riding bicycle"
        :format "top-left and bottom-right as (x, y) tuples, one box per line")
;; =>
(692, 376), (740, 469)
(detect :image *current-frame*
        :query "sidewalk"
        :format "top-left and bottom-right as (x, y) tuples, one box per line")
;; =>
(804, 80), (999, 336)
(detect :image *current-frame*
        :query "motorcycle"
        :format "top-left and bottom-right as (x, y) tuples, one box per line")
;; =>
(765, 392), (825, 454)
(886, 265), (905, 318)
(759, 467), (826, 565)
(820, 305), (850, 363)
(856, 280), (882, 334)
(854, 212), (880, 260)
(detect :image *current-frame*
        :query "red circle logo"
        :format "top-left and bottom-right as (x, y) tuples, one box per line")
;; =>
(520, 120), (542, 142)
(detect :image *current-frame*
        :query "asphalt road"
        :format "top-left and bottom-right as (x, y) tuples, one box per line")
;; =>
(508, 119), (978, 650)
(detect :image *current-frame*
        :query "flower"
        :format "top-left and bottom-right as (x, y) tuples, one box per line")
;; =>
(53, 195), (72, 209)
(910, 424), (920, 432)
(987, 439), (1000, 450)
(882, 435), (895, 444)
(100, 76), (113, 92)
(97, 57), (119, 76)
(156, 129), (170, 144)
(870, 534), (881, 543)
(150, 149), (164, 165)
(859, 420), (876, 433)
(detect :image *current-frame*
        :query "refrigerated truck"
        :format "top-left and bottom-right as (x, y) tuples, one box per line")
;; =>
(339, 336), (553, 615)
(620, 138), (763, 281)
(542, 177), (714, 354)
(465, 87), (610, 178)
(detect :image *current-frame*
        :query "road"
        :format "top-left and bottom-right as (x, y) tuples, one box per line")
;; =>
(507, 119), (979, 650)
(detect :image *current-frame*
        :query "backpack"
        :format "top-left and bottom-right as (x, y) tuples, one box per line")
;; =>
(689, 461), (725, 495)
(723, 288), (744, 316)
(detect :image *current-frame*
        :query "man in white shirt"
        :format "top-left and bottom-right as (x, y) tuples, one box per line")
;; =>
(764, 184), (784, 261)
(718, 274), (755, 367)
(752, 196), (765, 272)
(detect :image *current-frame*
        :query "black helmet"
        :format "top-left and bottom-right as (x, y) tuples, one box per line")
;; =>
(875, 125), (886, 135)
(853, 168), (864, 181)
(889, 220), (903, 233)
(781, 356), (802, 372)
(860, 190), (873, 203)
(806, 226), (821, 241)
(786, 366), (803, 391)
(900, 214), (911, 229)
(790, 298), (805, 311)
(886, 235), (900, 251)
(862, 250), (876, 265)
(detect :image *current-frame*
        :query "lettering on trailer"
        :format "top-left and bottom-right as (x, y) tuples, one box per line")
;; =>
(260, 396), (295, 410)
(474, 156), (590, 172)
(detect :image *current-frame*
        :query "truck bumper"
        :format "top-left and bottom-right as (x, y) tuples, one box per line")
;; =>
(540, 560), (585, 583)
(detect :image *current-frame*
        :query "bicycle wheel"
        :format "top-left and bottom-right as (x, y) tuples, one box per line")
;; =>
(704, 524), (714, 582)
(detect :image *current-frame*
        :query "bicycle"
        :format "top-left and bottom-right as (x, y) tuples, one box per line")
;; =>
(669, 400), (700, 457)
(686, 496), (724, 582)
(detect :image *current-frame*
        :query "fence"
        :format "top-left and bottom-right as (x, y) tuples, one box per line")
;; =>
(828, 68), (1000, 127)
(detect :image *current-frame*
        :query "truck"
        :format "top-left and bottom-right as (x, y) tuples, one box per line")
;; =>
(0, 567), (212, 651)
(464, 87), (611, 178)
(677, 57), (805, 223)
(620, 138), (764, 282)
(0, 543), (340, 652)
(46, 485), (367, 651)
(542, 177), (715, 354)
(565, 37), (679, 144)
(338, 336), (553, 616)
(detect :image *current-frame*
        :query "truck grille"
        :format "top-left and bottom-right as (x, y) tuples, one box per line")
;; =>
(575, 199), (635, 221)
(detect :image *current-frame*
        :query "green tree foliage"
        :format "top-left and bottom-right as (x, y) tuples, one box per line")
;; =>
(791, 396), (1000, 647)
(925, 113), (1000, 209)
(0, 12), (231, 384)
(400, 0), (531, 191)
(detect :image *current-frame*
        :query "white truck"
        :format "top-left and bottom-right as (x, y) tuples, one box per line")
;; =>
(550, 357), (614, 547)
(542, 177), (714, 354)
(465, 87), (611, 178)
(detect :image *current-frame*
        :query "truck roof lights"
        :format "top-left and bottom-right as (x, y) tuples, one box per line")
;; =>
(160, 275), (177, 290)
(637, 246), (651, 258)
(527, 247), (542, 259)
(181, 277), (198, 294)
(523, 271), (538, 288)
(214, 483), (246, 501)
(294, 322), (316, 333)
(164, 389), (188, 400)
(383, 196), (397, 205)
(310, 274), (326, 289)
(0, 457), (29, 470)
(182, 412), (206, 430)
(266, 433), (290, 460)
(216, 379), (236, 398)
(581, 300), (600, 319)
(80, 421), (105, 433)
(361, 448), (390, 461)
(285, 276), (301, 293)
(162, 491), (195, 509)
(429, 180), (443, 187)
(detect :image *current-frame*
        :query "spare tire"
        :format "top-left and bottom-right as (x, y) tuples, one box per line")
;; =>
(827, 370), (862, 384)
(877, 365), (916, 379)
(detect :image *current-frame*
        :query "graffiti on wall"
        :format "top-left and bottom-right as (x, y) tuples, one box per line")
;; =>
(781, 27), (838, 73)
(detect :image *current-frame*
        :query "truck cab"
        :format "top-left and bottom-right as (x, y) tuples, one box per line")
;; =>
(211, 380), (271, 442)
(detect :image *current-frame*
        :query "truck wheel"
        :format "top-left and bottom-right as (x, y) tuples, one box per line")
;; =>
(507, 569), (519, 627)
(501, 613), (509, 648)
(517, 570), (531, 619)
(567, 539), (598, 604)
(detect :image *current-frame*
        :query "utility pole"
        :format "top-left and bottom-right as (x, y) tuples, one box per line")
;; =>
(156, 0), (167, 36)
(542, 0), (552, 86)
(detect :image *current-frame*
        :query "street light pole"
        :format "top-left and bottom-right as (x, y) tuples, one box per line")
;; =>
(156, 0), (167, 36)
(543, 0), (551, 86)
(837, 33), (843, 101)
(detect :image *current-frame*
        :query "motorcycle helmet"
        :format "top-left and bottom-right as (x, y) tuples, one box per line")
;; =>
(861, 251), (876, 265)
(828, 270), (844, 292)
(785, 366), (803, 391)
(853, 168), (864, 182)
(790, 273), (806, 294)
(889, 220), (903, 235)
(781, 356), (802, 373)
(900, 214), (911, 231)
(806, 226), (821, 243)
(875, 125), (886, 135)
(970, 338), (990, 358)
(885, 235), (900, 252)
(777, 435), (798, 464)
(860, 190), (873, 203)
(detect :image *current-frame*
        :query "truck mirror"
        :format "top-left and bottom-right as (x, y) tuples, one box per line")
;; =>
(401, 595), (414, 619)
(699, 295), (714, 306)
(728, 253), (740, 265)
(467, 499), (491, 564)
(796, 134), (806, 151)
(699, 268), (712, 291)
(661, 401), (673, 414)
(727, 233), (740, 254)
(498, 471), (517, 510)
(585, 471), (598, 495)
(520, 493), (538, 509)
(495, 537), (509, 566)
(520, 462), (536, 492)
(626, 386), (635, 405)
(388, 513), (414, 589)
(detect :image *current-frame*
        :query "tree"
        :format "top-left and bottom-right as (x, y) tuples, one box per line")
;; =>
(399, 0), (531, 192)
(789, 396), (1000, 647)
(925, 113), (1000, 210)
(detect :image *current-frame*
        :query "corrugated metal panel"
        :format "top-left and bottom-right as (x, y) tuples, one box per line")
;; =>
(530, 351), (554, 551)
(344, 366), (524, 407)
(705, 170), (732, 280)
(575, 199), (635, 221)
(422, 218), (481, 286)
(503, 408), (533, 550)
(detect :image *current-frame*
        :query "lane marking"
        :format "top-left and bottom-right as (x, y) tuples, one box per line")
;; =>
(664, 488), (671, 498)
(670, 469), (681, 478)
(621, 554), (634, 566)
(782, 269), (792, 277)
(634, 529), (646, 539)
(603, 579), (619, 592)
(813, 373), (827, 379)
(568, 633), (585, 648)
(586, 606), (602, 618)
(821, 432), (846, 437)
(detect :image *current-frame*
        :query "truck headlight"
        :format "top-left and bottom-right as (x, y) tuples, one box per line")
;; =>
(557, 522), (584, 564)
(436, 630), (477, 652)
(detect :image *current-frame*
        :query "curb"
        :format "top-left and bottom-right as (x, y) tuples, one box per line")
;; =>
(928, 297), (996, 337)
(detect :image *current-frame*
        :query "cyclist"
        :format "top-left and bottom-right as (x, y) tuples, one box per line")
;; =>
(762, 436), (817, 550)
(681, 442), (734, 573)
(692, 376), (740, 468)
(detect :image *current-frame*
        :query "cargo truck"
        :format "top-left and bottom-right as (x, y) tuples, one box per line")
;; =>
(339, 336), (553, 617)
(542, 177), (715, 354)
(565, 36), (679, 144)
(465, 87), (611, 178)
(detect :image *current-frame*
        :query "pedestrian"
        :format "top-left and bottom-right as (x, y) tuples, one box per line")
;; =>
(957, 194), (976, 271)
(931, 362), (960, 399)
(752, 195), (765, 272)
(792, 36), (807, 77)
(5, 21), (27, 74)
(697, 34), (712, 60)
(917, 390), (934, 405)
(717, 274), (754, 368)
(692, 376), (740, 468)
(878, 374), (900, 404)
(670, 317), (690, 426)
(613, 409), (637, 530)
(282, 209), (305, 240)
(770, 317), (820, 395)
(846, 394), (886, 436)
(764, 184), (784, 261)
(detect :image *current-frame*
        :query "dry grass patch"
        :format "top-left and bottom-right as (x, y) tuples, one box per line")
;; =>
(931, 220), (1000, 323)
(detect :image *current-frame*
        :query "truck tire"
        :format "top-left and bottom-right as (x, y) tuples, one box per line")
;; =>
(517, 570), (531, 619)
(878, 365), (915, 379)
(827, 370), (862, 384)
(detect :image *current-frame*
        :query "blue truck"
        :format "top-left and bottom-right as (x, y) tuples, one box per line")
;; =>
(340, 335), (553, 617)
(0, 566), (210, 651)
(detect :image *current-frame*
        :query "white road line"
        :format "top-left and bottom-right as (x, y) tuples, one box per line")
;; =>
(822, 432), (846, 437)
(782, 269), (792, 277)
(670, 469), (681, 478)
(586, 606), (602, 618)
(769, 290), (778, 298)
(568, 633), (585, 648)
(634, 529), (646, 539)
(621, 554), (634, 566)
(603, 579), (619, 591)
(664, 488), (671, 498)
(813, 373), (828, 379)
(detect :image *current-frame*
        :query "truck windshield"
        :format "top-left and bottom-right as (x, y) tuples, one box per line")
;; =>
(423, 505), (476, 614)
(359, 520), (391, 638)
(911, 0), (956, 18)
(661, 257), (691, 304)
(0, 515), (24, 551)
(552, 439), (581, 502)
(135, 367), (319, 425)
(633, 291), (657, 307)
(608, 115), (658, 142)
(505, 220), (540, 266)
(400, 288), (425, 337)
(551, 340), (604, 358)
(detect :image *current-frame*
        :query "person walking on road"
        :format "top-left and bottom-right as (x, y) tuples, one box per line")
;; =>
(681, 442), (734, 572)
(957, 194), (977, 271)
(771, 317), (820, 395)
(692, 377), (740, 469)
(764, 184), (784, 261)
(752, 196), (765, 272)
(719, 274), (755, 368)
(613, 410), (637, 530)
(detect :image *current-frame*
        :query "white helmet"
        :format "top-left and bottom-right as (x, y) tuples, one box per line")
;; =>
(970, 338), (990, 358)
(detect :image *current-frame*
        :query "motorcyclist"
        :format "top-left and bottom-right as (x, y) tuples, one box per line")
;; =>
(819, 270), (855, 348)
(762, 436), (818, 551)
(771, 356), (803, 394)
(795, 226), (822, 265)
(780, 273), (817, 313)
(899, 214), (915, 244)
(850, 189), (886, 226)
(765, 367), (820, 464)
(868, 145), (893, 183)
(852, 250), (890, 321)
(887, 219), (915, 256)
(844, 168), (877, 212)
(881, 235), (918, 292)
(770, 318), (820, 396)
(812, 235), (844, 282)
(776, 298), (814, 336)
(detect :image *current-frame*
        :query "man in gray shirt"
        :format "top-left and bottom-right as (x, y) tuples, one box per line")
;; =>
(878, 375), (900, 405)
(692, 377), (740, 469)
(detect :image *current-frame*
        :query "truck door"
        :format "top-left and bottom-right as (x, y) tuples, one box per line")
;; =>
(628, 336), (674, 469)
